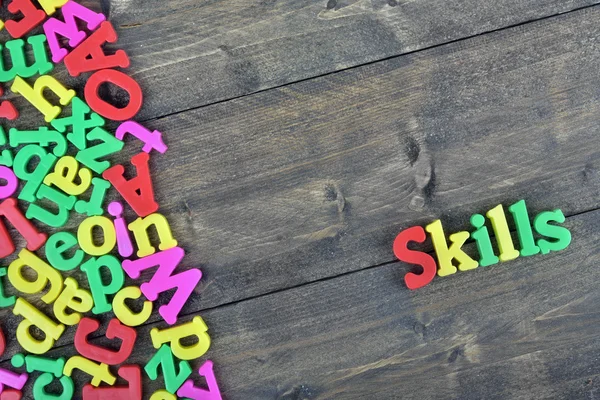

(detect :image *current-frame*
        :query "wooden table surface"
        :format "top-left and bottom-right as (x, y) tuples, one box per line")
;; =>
(3, 0), (600, 399)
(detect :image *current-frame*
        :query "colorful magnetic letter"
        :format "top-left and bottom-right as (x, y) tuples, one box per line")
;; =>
(45, 232), (84, 271)
(509, 199), (541, 257)
(470, 214), (500, 267)
(112, 286), (152, 327)
(82, 365), (141, 400)
(0, 166), (18, 199)
(0, 100), (18, 121)
(487, 204), (520, 262)
(80, 255), (125, 314)
(11, 75), (76, 122)
(37, 0), (69, 15)
(5, 0), (46, 39)
(128, 213), (178, 258)
(150, 317), (211, 361)
(76, 126), (124, 174)
(0, 368), (27, 392)
(53, 277), (94, 325)
(0, 198), (47, 258)
(534, 209), (572, 254)
(0, 325), (5, 355)
(77, 216), (116, 256)
(393, 226), (436, 290)
(26, 184), (76, 228)
(43, 0), (106, 63)
(74, 318), (136, 365)
(109, 202), (134, 258)
(13, 298), (65, 354)
(64, 21), (130, 77)
(8, 249), (63, 304)
(12, 353), (65, 377)
(0, 268), (15, 308)
(177, 361), (223, 400)
(144, 345), (192, 394)
(51, 96), (105, 151)
(9, 127), (67, 157)
(122, 247), (201, 325)
(116, 121), (168, 154)
(13, 144), (57, 202)
(63, 356), (115, 387)
(103, 152), (159, 217)
(75, 178), (111, 216)
(150, 390), (176, 400)
(84, 69), (143, 121)
(43, 156), (92, 196)
(33, 373), (73, 400)
(0, 35), (53, 82)
(393, 225), (437, 290)
(0, 389), (22, 400)
(425, 219), (478, 276)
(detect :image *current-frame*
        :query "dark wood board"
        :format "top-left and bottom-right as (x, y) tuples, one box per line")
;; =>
(5, 0), (600, 123)
(106, 0), (600, 120)
(136, 5), (600, 312)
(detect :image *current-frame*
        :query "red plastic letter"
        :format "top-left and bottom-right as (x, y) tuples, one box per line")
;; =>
(102, 153), (158, 217)
(393, 226), (437, 290)
(5, 0), (46, 39)
(82, 365), (141, 400)
(64, 21), (130, 77)
(74, 317), (136, 365)
(0, 198), (47, 258)
(84, 69), (142, 121)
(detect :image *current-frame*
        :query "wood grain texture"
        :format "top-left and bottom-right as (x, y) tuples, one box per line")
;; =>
(135, 5), (600, 312)
(106, 0), (600, 120)
(5, 0), (599, 123)
(3, 209), (597, 399)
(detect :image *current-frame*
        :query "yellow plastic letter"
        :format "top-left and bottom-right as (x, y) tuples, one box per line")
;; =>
(77, 216), (116, 256)
(8, 249), (63, 304)
(43, 156), (92, 196)
(150, 316), (210, 361)
(63, 356), (115, 387)
(487, 204), (520, 262)
(11, 75), (76, 123)
(38, 0), (68, 15)
(425, 219), (478, 276)
(150, 390), (176, 400)
(112, 286), (152, 327)
(13, 298), (65, 354)
(128, 213), (178, 258)
(53, 277), (94, 325)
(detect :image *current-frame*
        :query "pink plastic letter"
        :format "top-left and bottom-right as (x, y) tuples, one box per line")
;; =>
(0, 167), (18, 200)
(121, 247), (201, 325)
(115, 121), (167, 154)
(176, 361), (222, 400)
(43, 0), (105, 63)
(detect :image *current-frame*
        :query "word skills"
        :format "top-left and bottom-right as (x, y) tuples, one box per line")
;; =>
(393, 200), (572, 289)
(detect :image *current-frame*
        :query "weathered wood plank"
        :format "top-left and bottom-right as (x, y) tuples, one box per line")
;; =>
(134, 5), (600, 311)
(5, 209), (598, 399)
(107, 0), (600, 120)
(4, 0), (599, 123)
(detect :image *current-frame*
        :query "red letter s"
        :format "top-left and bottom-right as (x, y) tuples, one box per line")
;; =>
(393, 226), (437, 290)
